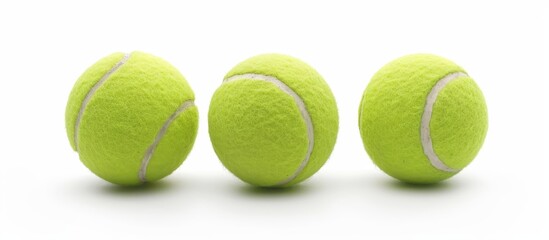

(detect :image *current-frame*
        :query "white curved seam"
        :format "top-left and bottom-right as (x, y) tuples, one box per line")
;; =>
(359, 95), (366, 129)
(74, 53), (131, 151)
(138, 100), (195, 183)
(420, 72), (467, 172)
(224, 74), (314, 186)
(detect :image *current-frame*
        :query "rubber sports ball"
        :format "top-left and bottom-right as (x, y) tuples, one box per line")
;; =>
(209, 54), (339, 187)
(359, 54), (488, 184)
(66, 51), (198, 185)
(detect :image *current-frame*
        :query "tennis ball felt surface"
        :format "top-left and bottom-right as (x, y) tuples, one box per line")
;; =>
(66, 51), (198, 186)
(208, 54), (338, 187)
(359, 54), (488, 184)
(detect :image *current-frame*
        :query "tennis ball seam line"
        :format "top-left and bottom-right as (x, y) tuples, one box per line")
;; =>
(420, 72), (468, 172)
(73, 53), (131, 151)
(224, 73), (314, 187)
(138, 100), (196, 183)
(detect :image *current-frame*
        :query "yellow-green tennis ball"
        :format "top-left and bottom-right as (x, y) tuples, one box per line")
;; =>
(208, 54), (339, 187)
(359, 54), (488, 184)
(65, 51), (198, 186)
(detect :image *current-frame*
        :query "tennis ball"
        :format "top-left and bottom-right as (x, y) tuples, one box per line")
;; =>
(359, 54), (488, 184)
(208, 54), (339, 187)
(65, 52), (198, 186)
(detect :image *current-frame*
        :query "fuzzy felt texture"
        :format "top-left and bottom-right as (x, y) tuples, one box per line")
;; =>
(359, 54), (488, 184)
(208, 54), (339, 187)
(65, 52), (198, 185)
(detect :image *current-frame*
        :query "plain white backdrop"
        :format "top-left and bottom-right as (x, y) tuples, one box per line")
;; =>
(0, 0), (547, 239)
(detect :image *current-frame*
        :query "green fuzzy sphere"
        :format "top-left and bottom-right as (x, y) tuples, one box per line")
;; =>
(209, 54), (339, 187)
(359, 54), (488, 184)
(66, 52), (198, 185)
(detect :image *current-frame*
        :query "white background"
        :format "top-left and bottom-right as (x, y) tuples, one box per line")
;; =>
(0, 0), (547, 239)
